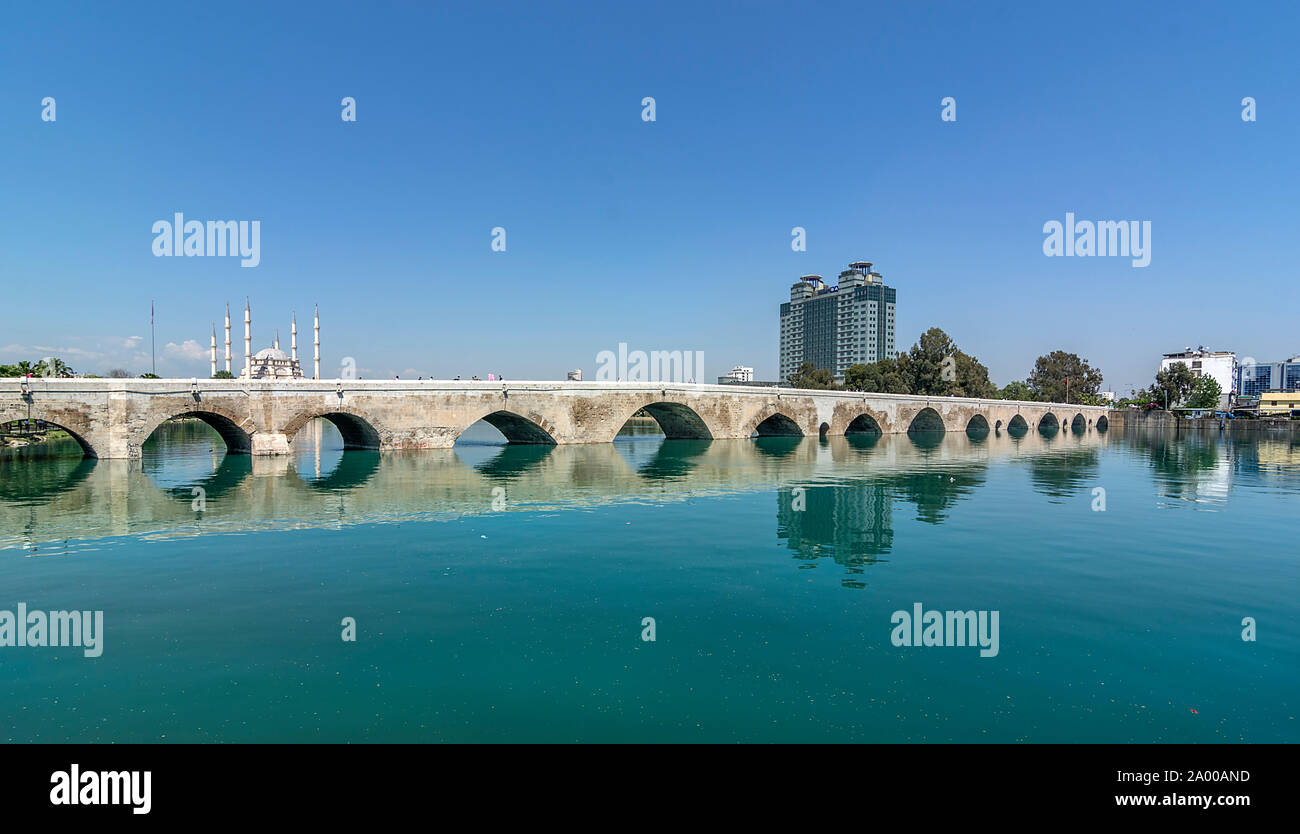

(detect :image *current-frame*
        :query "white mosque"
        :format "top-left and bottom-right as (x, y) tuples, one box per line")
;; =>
(209, 299), (320, 380)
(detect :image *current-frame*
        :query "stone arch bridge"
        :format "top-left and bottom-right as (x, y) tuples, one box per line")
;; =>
(2, 378), (1111, 459)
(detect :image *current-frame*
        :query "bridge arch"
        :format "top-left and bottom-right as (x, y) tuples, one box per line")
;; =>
(965, 414), (991, 435)
(845, 412), (884, 435)
(1071, 413), (1087, 432)
(457, 409), (557, 445)
(1007, 414), (1029, 436)
(134, 408), (254, 455)
(751, 412), (804, 437)
(906, 407), (946, 435)
(1038, 412), (1060, 434)
(480, 410), (557, 444)
(0, 417), (97, 458)
(1096, 414), (1109, 431)
(618, 401), (714, 440)
(283, 411), (382, 450)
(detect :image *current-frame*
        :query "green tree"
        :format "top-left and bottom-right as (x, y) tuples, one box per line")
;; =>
(786, 361), (838, 390)
(904, 328), (958, 396)
(894, 328), (995, 398)
(35, 357), (76, 378)
(1148, 363), (1196, 409)
(1187, 376), (1223, 410)
(0, 360), (37, 377)
(139, 372), (161, 379)
(212, 370), (234, 379)
(1, 359), (76, 377)
(844, 358), (909, 393)
(1027, 351), (1104, 403)
(999, 380), (1036, 401)
(952, 351), (997, 399)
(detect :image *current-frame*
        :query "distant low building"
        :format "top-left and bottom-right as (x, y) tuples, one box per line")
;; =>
(1098, 391), (1116, 402)
(716, 377), (789, 388)
(1259, 389), (1300, 417)
(567, 369), (582, 381)
(717, 365), (754, 384)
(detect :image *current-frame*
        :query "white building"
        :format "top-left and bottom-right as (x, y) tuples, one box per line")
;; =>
(717, 365), (754, 384)
(1160, 346), (1235, 408)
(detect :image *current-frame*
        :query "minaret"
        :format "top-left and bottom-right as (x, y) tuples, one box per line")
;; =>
(243, 297), (252, 378)
(223, 303), (232, 373)
(210, 323), (217, 378)
(291, 312), (298, 363)
(275, 329), (280, 351)
(313, 305), (320, 380)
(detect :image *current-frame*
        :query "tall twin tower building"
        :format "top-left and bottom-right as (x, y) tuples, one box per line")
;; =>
(779, 261), (897, 382)
(209, 300), (320, 380)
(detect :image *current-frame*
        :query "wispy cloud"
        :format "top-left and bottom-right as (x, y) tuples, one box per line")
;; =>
(163, 340), (206, 360)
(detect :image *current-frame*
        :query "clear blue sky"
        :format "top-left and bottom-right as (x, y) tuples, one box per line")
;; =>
(2, 1), (1297, 392)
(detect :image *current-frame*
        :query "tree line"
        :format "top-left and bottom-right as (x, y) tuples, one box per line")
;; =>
(785, 327), (1107, 405)
(0, 358), (78, 378)
(0, 359), (160, 379)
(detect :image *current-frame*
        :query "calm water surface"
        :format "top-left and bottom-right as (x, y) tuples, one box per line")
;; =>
(1, 419), (1296, 742)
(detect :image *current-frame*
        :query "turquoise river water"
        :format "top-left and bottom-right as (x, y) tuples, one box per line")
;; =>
(0, 419), (1296, 742)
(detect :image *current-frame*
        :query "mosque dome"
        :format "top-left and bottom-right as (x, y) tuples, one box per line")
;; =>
(254, 347), (290, 361)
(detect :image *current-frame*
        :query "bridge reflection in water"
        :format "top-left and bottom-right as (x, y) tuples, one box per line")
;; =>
(5, 420), (1297, 573)
(2, 416), (1086, 547)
